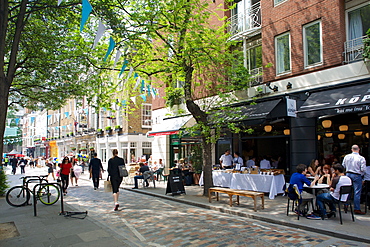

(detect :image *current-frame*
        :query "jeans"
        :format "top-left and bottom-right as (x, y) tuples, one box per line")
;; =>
(346, 173), (362, 210)
(92, 172), (100, 188)
(316, 192), (337, 216)
(134, 175), (148, 188)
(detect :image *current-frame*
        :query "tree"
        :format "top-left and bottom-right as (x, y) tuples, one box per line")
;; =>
(93, 0), (251, 196)
(0, 0), (105, 155)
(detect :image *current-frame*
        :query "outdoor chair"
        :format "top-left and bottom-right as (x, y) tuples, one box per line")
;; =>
(286, 184), (314, 220)
(332, 185), (355, 224)
(142, 170), (156, 189)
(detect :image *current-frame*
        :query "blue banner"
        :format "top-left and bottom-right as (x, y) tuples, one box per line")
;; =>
(80, 0), (92, 32)
(104, 37), (116, 61)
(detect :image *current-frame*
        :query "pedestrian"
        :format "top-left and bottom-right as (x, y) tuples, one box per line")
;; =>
(18, 158), (27, 174)
(70, 159), (77, 186)
(107, 149), (125, 211)
(4, 157), (8, 166)
(342, 144), (367, 215)
(72, 162), (82, 186)
(59, 157), (72, 196)
(89, 152), (104, 190)
(11, 157), (18, 175)
(219, 150), (233, 169)
(46, 159), (55, 181)
(29, 158), (34, 168)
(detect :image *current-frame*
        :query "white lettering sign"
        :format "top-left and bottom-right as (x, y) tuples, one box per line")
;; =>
(286, 98), (297, 117)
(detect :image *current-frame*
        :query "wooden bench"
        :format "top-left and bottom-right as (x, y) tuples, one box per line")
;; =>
(208, 187), (264, 212)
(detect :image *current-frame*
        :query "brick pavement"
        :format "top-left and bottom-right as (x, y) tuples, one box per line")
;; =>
(2, 166), (369, 246)
(64, 177), (368, 247)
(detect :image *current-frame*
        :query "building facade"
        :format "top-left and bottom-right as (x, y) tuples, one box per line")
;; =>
(150, 0), (370, 174)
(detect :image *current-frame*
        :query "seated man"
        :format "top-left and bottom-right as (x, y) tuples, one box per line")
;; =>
(316, 164), (352, 219)
(132, 162), (150, 189)
(289, 163), (319, 215)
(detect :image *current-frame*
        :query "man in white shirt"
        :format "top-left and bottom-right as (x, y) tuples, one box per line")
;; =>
(316, 164), (352, 219)
(219, 150), (233, 169)
(342, 145), (366, 214)
(246, 157), (256, 168)
(259, 156), (271, 169)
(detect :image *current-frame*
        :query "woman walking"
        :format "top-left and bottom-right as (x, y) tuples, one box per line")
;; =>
(107, 149), (125, 211)
(59, 157), (72, 195)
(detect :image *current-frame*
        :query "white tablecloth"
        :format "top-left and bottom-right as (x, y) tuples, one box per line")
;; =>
(200, 171), (285, 199)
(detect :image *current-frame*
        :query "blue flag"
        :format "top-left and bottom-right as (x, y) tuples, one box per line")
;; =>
(80, 0), (92, 32)
(104, 37), (116, 61)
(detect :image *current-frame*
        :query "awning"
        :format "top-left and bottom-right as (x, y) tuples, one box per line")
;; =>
(207, 99), (284, 126)
(298, 84), (370, 118)
(148, 115), (193, 137)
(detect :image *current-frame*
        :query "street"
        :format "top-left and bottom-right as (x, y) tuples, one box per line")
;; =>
(2, 166), (369, 247)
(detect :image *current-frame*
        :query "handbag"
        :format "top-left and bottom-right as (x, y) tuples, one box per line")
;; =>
(118, 165), (128, 177)
(104, 177), (112, 192)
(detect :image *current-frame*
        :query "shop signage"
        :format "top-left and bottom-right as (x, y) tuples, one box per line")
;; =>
(148, 130), (179, 136)
(286, 98), (297, 117)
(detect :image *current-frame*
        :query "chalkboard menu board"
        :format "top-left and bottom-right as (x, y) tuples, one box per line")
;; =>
(165, 168), (186, 195)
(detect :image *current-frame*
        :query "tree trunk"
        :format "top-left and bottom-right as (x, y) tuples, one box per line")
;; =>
(0, 76), (10, 156)
(183, 65), (214, 196)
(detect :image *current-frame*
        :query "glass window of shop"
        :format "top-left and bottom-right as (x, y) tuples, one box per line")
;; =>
(317, 113), (370, 165)
(236, 120), (290, 171)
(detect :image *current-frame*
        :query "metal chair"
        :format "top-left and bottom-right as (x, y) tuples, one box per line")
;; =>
(333, 185), (355, 224)
(142, 171), (156, 189)
(286, 184), (314, 220)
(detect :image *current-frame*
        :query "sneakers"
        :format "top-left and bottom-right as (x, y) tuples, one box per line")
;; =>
(114, 203), (119, 211)
(306, 214), (321, 220)
(132, 187), (138, 189)
(294, 209), (304, 217)
(354, 210), (366, 215)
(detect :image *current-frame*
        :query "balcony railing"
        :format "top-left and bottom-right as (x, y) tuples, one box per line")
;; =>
(249, 67), (263, 87)
(343, 35), (366, 63)
(227, 2), (261, 39)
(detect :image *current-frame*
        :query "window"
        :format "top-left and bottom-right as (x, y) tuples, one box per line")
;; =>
(274, 0), (287, 6)
(303, 20), (322, 67)
(347, 3), (370, 40)
(275, 32), (291, 75)
(130, 142), (137, 148)
(142, 142), (152, 148)
(142, 104), (152, 128)
(246, 39), (263, 86)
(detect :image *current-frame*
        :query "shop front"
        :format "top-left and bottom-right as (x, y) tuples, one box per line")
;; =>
(215, 97), (292, 173)
(297, 83), (370, 166)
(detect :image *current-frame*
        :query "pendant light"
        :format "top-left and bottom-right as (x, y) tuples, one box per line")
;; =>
(338, 134), (345, 139)
(354, 131), (363, 136)
(283, 129), (290, 135)
(322, 120), (332, 128)
(339, 125), (348, 131)
(361, 116), (368, 125)
(264, 125), (272, 132)
(325, 132), (333, 137)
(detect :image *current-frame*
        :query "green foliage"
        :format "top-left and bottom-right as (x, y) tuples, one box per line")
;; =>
(105, 126), (112, 131)
(97, 128), (103, 132)
(114, 125), (121, 129)
(164, 88), (184, 108)
(363, 29), (370, 60)
(0, 170), (9, 196)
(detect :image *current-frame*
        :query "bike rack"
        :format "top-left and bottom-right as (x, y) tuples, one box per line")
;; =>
(33, 182), (64, 216)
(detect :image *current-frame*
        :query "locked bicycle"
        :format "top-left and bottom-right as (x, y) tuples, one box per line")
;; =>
(6, 175), (61, 207)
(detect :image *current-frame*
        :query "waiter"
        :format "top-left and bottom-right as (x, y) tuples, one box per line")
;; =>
(342, 144), (366, 215)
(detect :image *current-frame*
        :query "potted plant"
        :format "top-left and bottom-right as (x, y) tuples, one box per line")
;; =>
(97, 128), (103, 134)
(363, 29), (370, 62)
(71, 147), (76, 151)
(115, 125), (122, 131)
(105, 126), (112, 133)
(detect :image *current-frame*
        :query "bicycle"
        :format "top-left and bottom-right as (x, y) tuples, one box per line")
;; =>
(6, 175), (61, 207)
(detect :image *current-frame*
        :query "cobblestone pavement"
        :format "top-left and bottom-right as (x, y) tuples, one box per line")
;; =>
(62, 177), (369, 247)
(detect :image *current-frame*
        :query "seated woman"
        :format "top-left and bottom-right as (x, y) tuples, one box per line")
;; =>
(318, 164), (333, 186)
(307, 159), (321, 176)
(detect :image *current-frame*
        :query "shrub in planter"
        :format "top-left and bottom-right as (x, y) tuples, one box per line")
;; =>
(0, 171), (9, 196)
(105, 126), (112, 131)
(363, 29), (370, 61)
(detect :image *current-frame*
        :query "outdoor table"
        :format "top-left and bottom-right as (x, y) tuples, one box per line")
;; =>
(199, 171), (285, 199)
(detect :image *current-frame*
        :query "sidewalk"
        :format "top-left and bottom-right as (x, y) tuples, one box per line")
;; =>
(0, 166), (128, 247)
(121, 178), (370, 244)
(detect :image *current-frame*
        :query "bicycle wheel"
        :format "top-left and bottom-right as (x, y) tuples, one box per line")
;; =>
(38, 184), (60, 205)
(6, 186), (30, 207)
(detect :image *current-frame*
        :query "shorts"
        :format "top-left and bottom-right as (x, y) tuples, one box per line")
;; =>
(71, 171), (76, 178)
(48, 167), (53, 173)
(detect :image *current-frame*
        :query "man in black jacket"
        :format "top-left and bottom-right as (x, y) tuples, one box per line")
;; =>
(89, 153), (104, 190)
(132, 162), (149, 189)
